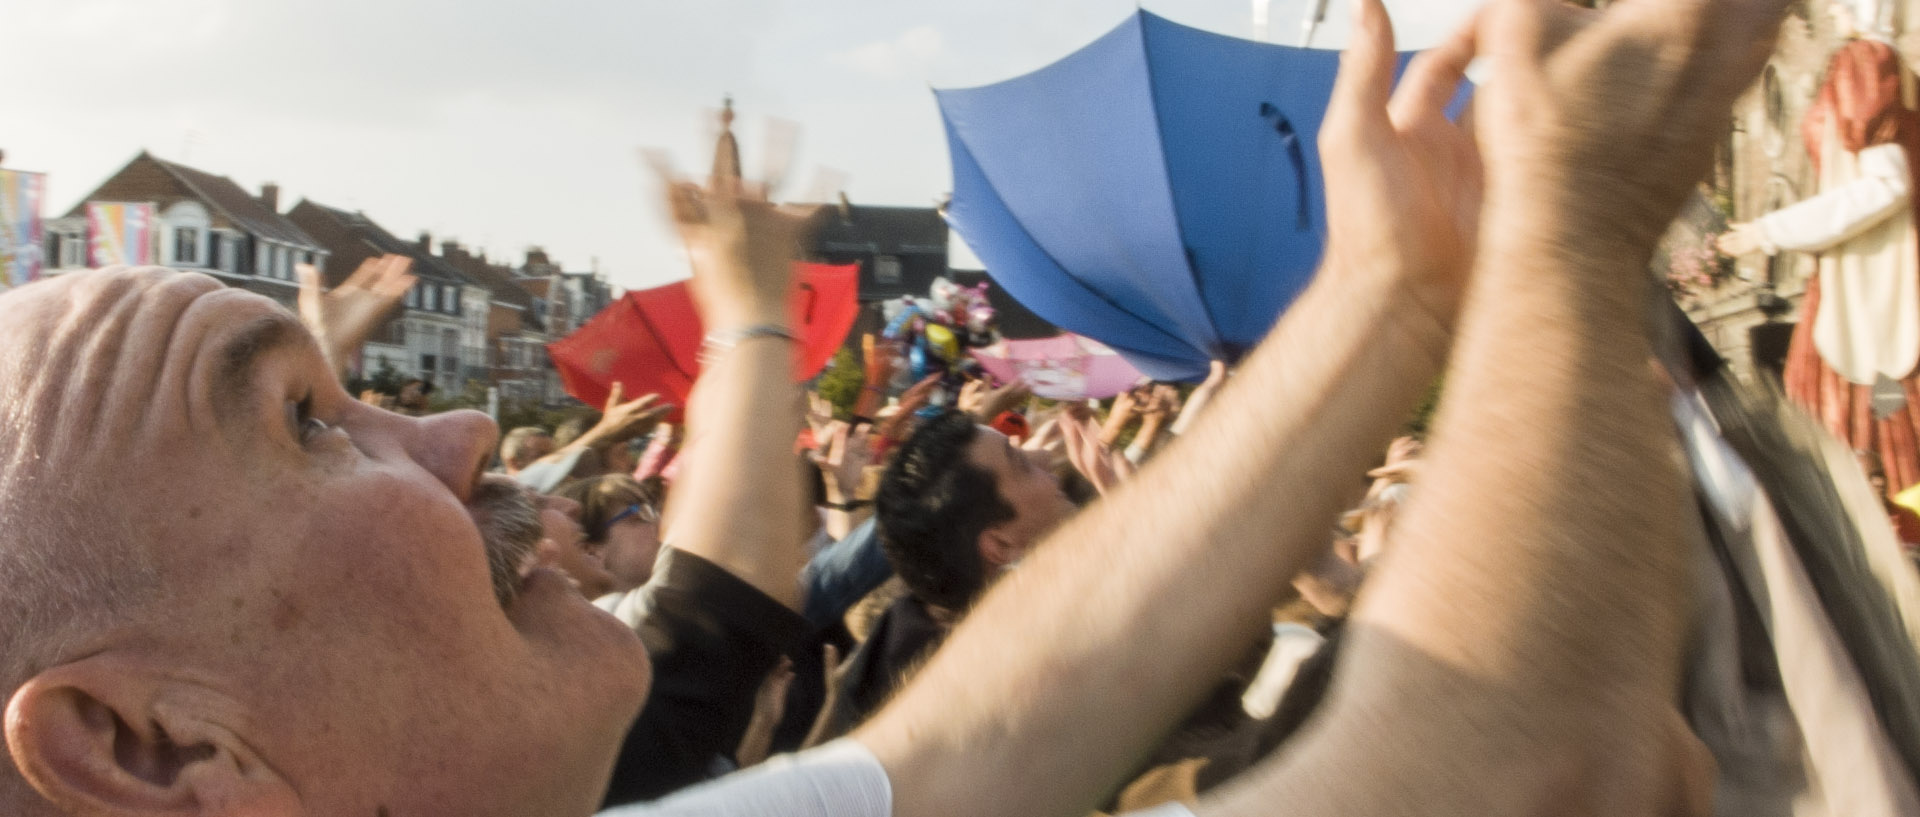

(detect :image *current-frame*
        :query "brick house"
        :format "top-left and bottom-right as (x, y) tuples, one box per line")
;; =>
(437, 240), (554, 405)
(285, 200), (488, 393)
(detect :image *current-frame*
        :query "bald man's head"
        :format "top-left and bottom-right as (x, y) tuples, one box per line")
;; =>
(0, 269), (649, 817)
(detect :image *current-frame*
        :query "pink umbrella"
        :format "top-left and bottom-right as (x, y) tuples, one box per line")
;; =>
(972, 334), (1146, 400)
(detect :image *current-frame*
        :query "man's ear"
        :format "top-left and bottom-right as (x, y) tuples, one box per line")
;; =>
(4, 654), (299, 816)
(978, 525), (1025, 571)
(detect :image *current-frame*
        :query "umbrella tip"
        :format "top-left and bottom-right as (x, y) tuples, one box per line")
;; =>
(720, 95), (735, 127)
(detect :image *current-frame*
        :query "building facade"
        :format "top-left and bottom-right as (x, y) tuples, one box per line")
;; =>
(44, 152), (329, 308)
(285, 200), (487, 394)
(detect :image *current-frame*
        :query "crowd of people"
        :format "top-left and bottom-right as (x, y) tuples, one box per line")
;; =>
(0, 0), (1892, 815)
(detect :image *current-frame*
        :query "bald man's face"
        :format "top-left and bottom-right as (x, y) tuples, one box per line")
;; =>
(0, 269), (647, 816)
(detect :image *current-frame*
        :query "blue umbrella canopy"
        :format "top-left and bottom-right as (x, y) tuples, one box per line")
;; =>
(938, 10), (1458, 381)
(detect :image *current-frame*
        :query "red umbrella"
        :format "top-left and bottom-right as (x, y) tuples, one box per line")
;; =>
(548, 262), (860, 413)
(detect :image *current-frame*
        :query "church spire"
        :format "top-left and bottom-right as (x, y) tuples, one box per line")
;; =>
(710, 96), (743, 188)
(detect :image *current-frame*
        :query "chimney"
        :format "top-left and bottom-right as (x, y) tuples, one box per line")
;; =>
(418, 231), (432, 254)
(525, 247), (550, 268)
(260, 182), (280, 212)
(441, 239), (462, 259)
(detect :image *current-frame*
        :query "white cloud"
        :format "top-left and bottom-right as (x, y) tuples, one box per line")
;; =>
(829, 25), (945, 79)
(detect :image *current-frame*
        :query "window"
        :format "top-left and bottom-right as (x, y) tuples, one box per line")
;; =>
(421, 354), (437, 373)
(207, 234), (223, 271)
(874, 255), (902, 285)
(274, 247), (290, 279)
(405, 286), (419, 309)
(424, 285), (439, 312)
(1762, 64), (1786, 158)
(441, 329), (459, 368)
(173, 227), (200, 265)
(446, 287), (460, 316)
(58, 234), (86, 268)
(302, 251), (315, 265)
(257, 243), (270, 276)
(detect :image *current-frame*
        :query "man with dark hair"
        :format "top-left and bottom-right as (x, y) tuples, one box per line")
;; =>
(819, 409), (1077, 737)
(875, 409), (1072, 610)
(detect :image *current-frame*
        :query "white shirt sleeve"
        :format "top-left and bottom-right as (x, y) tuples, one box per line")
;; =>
(1757, 143), (1912, 254)
(596, 739), (890, 817)
(592, 738), (1202, 817)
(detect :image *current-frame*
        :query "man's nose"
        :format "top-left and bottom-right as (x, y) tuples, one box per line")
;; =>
(405, 409), (499, 503)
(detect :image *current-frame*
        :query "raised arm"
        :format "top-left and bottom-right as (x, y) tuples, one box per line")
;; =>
(855, 8), (1483, 816)
(1202, 1), (1789, 816)
(654, 161), (818, 611)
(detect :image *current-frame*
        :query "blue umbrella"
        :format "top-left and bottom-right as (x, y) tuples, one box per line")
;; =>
(937, 9), (1463, 381)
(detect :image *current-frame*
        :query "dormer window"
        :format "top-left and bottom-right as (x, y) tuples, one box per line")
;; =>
(173, 227), (201, 265)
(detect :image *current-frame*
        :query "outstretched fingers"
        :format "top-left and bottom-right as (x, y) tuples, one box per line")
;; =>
(1325, 0), (1399, 142)
(1388, 17), (1477, 129)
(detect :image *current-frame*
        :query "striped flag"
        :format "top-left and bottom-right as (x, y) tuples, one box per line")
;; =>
(87, 202), (158, 267)
(0, 169), (46, 288)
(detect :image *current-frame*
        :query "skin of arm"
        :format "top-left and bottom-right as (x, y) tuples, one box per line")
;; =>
(1199, 1), (1789, 815)
(652, 164), (818, 612)
(852, 8), (1482, 809)
(1168, 360), (1229, 437)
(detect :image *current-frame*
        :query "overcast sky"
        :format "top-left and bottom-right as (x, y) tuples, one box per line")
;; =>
(5, 0), (1480, 290)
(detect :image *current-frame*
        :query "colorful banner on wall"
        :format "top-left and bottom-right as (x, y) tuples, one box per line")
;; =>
(0, 169), (46, 288)
(87, 202), (157, 268)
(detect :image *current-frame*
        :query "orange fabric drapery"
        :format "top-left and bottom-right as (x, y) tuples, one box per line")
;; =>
(1783, 39), (1920, 491)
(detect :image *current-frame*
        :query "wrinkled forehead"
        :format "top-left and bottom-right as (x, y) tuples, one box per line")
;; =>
(0, 267), (304, 477)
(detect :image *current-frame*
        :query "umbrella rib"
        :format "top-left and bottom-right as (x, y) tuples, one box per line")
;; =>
(951, 120), (1205, 365)
(1138, 11), (1228, 360)
(636, 302), (699, 385)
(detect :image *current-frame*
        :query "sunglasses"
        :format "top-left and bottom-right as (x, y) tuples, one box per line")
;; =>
(594, 502), (660, 540)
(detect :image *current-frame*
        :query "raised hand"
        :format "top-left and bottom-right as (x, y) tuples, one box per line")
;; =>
(647, 150), (819, 332)
(578, 382), (670, 450)
(958, 378), (1031, 423)
(1060, 412), (1135, 497)
(1320, 0), (1481, 333)
(811, 420), (876, 503)
(875, 373), (941, 447)
(1470, 0), (1790, 250)
(297, 254), (416, 374)
(855, 334), (902, 418)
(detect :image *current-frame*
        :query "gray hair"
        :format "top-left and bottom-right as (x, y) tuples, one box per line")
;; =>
(499, 426), (554, 470)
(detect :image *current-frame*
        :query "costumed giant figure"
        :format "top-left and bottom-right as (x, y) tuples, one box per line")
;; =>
(1722, 0), (1920, 491)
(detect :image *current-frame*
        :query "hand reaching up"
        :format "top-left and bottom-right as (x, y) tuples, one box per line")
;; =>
(1319, 0), (1482, 334)
(578, 382), (670, 451)
(298, 254), (416, 374)
(958, 378), (1031, 423)
(1061, 412), (1135, 497)
(647, 151), (819, 332)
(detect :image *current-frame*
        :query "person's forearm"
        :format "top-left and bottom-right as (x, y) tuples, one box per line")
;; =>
(1126, 414), (1166, 463)
(1098, 401), (1137, 447)
(1206, 203), (1693, 817)
(1346, 204), (1688, 702)
(857, 255), (1446, 817)
(665, 339), (809, 611)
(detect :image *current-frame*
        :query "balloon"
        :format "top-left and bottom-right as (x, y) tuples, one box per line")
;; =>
(925, 324), (960, 362)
